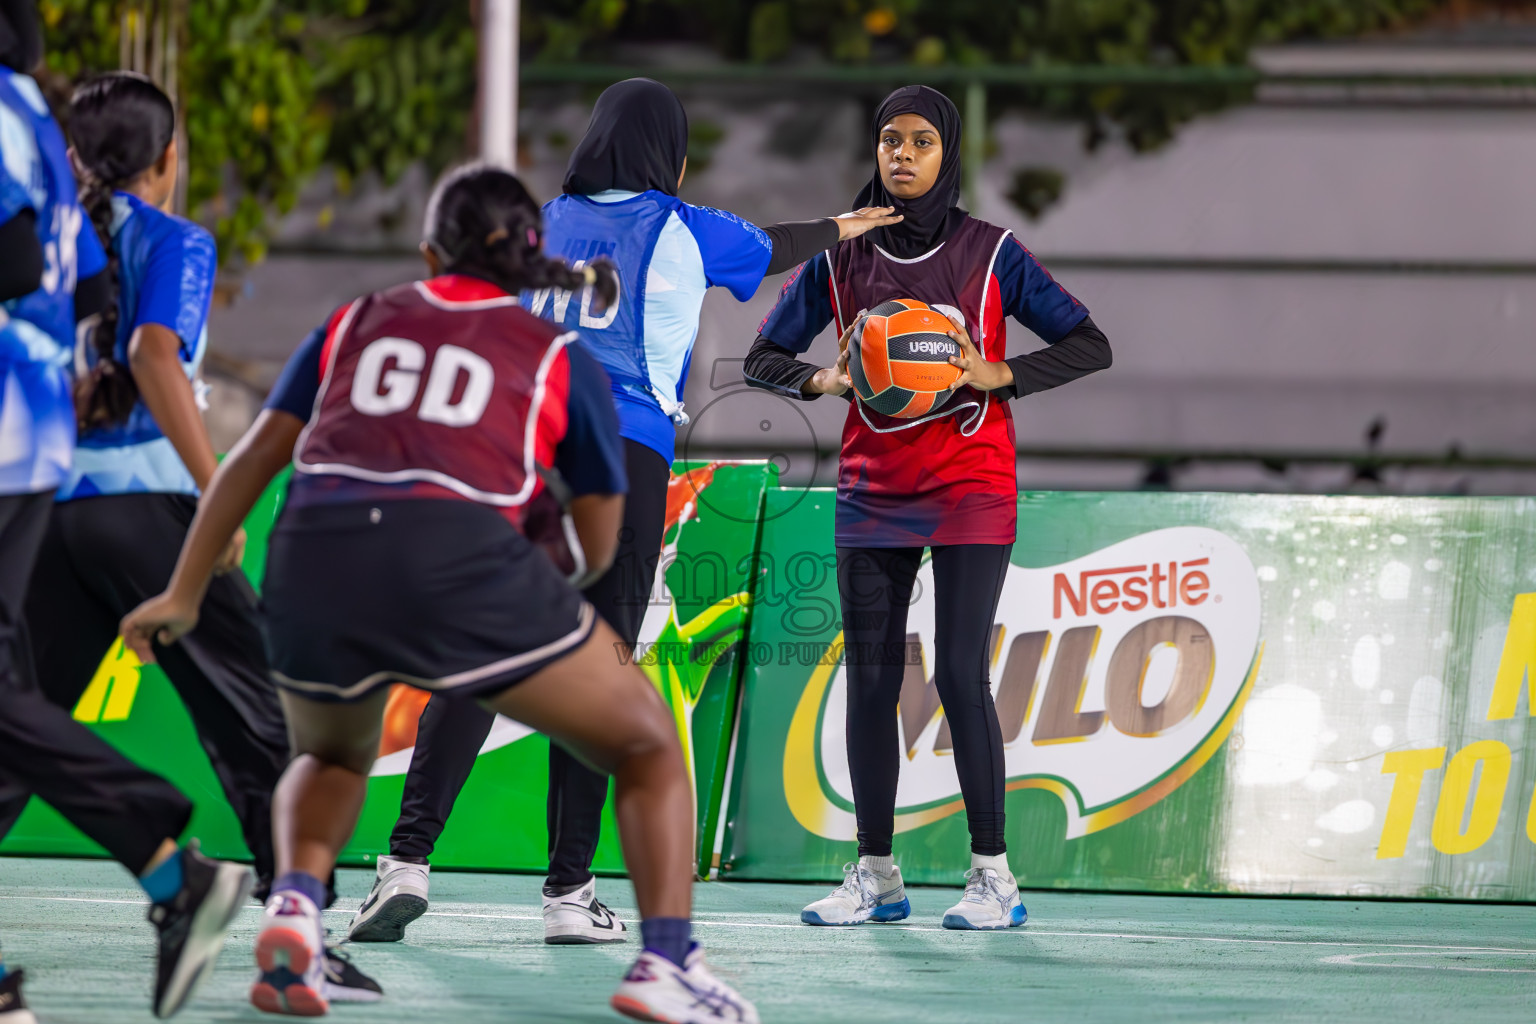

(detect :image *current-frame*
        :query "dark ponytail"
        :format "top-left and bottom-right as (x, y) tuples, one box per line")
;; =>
(68, 71), (175, 430)
(423, 163), (619, 311)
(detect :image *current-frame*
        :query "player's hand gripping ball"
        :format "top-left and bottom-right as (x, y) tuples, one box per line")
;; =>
(846, 299), (964, 418)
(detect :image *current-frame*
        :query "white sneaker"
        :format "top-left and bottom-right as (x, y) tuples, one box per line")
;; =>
(800, 861), (910, 926)
(251, 891), (328, 1016)
(347, 856), (429, 943)
(611, 945), (758, 1023)
(941, 867), (1027, 930)
(543, 876), (627, 944)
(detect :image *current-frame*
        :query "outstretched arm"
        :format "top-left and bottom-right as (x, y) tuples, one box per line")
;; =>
(761, 208), (901, 276)
(120, 409), (303, 660)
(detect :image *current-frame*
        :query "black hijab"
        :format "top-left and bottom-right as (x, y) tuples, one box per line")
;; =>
(853, 84), (967, 259)
(0, 0), (42, 73)
(563, 78), (688, 197)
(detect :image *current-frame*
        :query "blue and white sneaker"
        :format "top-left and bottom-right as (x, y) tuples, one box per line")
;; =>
(611, 944), (757, 1023)
(251, 892), (328, 1016)
(800, 861), (910, 926)
(941, 867), (1027, 930)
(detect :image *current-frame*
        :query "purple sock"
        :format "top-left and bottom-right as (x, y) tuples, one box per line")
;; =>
(639, 917), (692, 968)
(272, 871), (328, 910)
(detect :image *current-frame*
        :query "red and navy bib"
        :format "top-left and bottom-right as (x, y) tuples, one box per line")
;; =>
(294, 277), (577, 529)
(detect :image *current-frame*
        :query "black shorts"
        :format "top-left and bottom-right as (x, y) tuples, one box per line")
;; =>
(262, 499), (594, 703)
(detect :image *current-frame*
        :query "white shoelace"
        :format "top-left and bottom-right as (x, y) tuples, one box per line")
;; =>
(828, 862), (882, 908)
(960, 867), (1014, 906)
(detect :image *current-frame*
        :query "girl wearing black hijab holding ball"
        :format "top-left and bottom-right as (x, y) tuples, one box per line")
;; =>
(746, 85), (1112, 929)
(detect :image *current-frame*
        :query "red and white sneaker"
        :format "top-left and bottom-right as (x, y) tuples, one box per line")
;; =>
(250, 892), (329, 1016)
(611, 945), (757, 1023)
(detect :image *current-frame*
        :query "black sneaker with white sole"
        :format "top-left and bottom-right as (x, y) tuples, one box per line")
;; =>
(0, 969), (37, 1024)
(322, 947), (383, 1003)
(147, 841), (254, 1018)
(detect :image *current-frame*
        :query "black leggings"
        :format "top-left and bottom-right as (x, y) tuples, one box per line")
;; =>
(0, 493), (288, 882)
(389, 439), (671, 887)
(0, 491), (192, 874)
(838, 543), (1012, 857)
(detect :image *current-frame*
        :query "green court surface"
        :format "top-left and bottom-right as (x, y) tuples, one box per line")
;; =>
(2, 858), (1533, 1023)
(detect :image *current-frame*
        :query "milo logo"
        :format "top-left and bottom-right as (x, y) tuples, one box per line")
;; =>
(784, 527), (1264, 841)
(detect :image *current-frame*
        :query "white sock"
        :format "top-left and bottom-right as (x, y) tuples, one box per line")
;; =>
(860, 854), (896, 876)
(971, 852), (1013, 881)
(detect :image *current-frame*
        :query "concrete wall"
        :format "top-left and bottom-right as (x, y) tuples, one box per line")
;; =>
(208, 77), (1536, 491)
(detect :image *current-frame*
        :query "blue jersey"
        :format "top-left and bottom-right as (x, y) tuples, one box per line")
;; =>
(0, 68), (107, 495)
(525, 190), (771, 462)
(57, 192), (217, 501)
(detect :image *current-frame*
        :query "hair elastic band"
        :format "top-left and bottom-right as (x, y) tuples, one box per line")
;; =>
(582, 266), (598, 286)
(484, 226), (510, 246)
(527, 227), (538, 247)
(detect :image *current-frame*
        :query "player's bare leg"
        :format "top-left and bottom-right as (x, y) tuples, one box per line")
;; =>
(484, 618), (756, 1022)
(253, 690), (387, 1016)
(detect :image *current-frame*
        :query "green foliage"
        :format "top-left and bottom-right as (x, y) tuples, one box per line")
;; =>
(41, 0), (325, 264)
(687, 117), (726, 174)
(36, 0), (1451, 263)
(184, 2), (326, 264)
(299, 1), (476, 187)
(39, 0), (473, 264)
(537, 0), (1446, 149)
(1008, 166), (1066, 221)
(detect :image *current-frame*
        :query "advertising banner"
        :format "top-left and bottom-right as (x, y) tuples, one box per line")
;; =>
(721, 490), (1536, 900)
(1, 462), (772, 875)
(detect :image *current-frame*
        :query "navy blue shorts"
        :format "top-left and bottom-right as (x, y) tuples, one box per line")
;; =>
(261, 499), (594, 703)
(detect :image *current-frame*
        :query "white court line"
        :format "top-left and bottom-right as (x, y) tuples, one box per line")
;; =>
(3, 894), (1534, 956)
(1322, 951), (1536, 974)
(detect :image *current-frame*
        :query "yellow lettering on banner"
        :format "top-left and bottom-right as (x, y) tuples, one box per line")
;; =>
(1377, 747), (1446, 859)
(1487, 593), (1536, 720)
(1431, 740), (1511, 855)
(71, 640), (143, 724)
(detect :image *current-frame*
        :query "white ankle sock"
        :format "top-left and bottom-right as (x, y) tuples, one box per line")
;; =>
(860, 854), (896, 876)
(971, 852), (1013, 881)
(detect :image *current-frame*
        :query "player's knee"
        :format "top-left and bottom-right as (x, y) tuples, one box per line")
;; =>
(291, 732), (377, 775)
(624, 691), (684, 763)
(600, 679), (682, 772)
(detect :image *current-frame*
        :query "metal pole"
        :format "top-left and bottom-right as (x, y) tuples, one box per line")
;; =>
(963, 79), (985, 213)
(480, 0), (519, 167)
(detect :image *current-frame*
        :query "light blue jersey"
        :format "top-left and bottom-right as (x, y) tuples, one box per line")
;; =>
(0, 67), (107, 496)
(527, 190), (771, 462)
(57, 191), (216, 501)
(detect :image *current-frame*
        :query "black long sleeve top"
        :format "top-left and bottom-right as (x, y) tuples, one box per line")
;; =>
(745, 314), (1111, 402)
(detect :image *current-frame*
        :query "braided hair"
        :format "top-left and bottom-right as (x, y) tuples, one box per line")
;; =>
(68, 71), (175, 430)
(423, 163), (618, 310)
